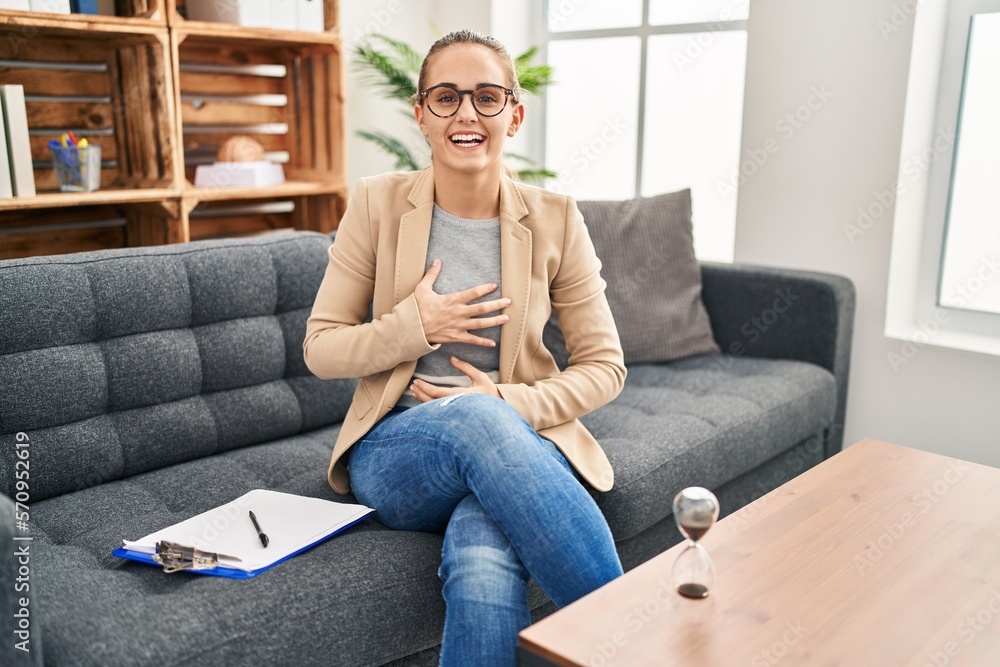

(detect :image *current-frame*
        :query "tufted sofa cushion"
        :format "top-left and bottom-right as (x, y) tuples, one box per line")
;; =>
(0, 231), (355, 502)
(588, 354), (836, 542)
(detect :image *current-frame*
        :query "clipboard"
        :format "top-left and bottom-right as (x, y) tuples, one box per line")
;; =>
(113, 489), (374, 578)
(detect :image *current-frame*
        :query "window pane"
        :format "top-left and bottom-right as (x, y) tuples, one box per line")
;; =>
(938, 12), (1000, 314)
(641, 31), (746, 262)
(649, 0), (749, 26)
(544, 37), (640, 200)
(548, 0), (642, 33)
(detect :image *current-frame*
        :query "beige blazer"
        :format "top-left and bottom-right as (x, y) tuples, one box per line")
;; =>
(303, 167), (626, 495)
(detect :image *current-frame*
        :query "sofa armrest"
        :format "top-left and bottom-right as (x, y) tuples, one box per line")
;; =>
(699, 262), (856, 458)
(0, 493), (43, 666)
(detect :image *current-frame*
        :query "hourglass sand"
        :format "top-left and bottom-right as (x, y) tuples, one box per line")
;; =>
(672, 487), (720, 599)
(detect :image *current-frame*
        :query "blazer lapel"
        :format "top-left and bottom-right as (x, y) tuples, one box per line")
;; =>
(498, 174), (531, 384)
(394, 168), (435, 305)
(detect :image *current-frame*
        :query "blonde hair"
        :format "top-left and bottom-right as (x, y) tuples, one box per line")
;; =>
(411, 30), (521, 106)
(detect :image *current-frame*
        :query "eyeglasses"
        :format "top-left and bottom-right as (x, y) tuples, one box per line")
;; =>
(419, 84), (517, 118)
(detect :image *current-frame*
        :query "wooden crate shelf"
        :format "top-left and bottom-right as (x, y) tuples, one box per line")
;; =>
(168, 0), (339, 34)
(172, 23), (338, 47)
(0, 1), (346, 259)
(0, 0), (164, 28)
(0, 188), (179, 211)
(0, 13), (164, 35)
(0, 25), (178, 197)
(173, 30), (346, 230)
(185, 188), (344, 241)
(174, 33), (343, 186)
(0, 199), (184, 259)
(185, 180), (343, 202)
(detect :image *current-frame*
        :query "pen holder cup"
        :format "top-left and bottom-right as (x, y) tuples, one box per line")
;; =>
(51, 145), (101, 192)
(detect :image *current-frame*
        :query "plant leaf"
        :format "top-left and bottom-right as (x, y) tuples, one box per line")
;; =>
(352, 41), (418, 103)
(356, 130), (421, 171)
(503, 151), (540, 165)
(367, 33), (422, 75)
(514, 47), (554, 95)
(514, 168), (557, 183)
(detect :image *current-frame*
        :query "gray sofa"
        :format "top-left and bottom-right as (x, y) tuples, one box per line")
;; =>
(0, 227), (854, 667)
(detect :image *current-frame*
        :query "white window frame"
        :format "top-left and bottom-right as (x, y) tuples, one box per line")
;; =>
(886, 0), (1000, 357)
(533, 0), (748, 199)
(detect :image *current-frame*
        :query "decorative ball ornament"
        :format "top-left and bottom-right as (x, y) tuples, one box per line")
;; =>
(217, 136), (265, 162)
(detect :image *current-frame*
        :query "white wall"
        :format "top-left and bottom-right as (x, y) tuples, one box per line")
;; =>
(735, 0), (1000, 466)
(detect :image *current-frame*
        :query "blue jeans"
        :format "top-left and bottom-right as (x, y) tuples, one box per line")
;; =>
(346, 393), (623, 667)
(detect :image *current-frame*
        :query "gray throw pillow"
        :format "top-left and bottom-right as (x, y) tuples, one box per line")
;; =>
(544, 189), (720, 367)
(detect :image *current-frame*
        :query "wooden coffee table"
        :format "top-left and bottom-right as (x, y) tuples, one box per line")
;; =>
(518, 438), (1000, 666)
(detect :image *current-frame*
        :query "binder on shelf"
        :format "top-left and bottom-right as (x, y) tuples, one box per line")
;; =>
(70, 0), (98, 13)
(0, 85), (36, 198)
(68, 0), (115, 17)
(269, 0), (297, 31)
(0, 0), (30, 9)
(296, 0), (323, 33)
(0, 101), (12, 198)
(113, 489), (374, 579)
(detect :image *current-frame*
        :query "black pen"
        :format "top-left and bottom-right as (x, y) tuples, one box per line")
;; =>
(248, 511), (269, 548)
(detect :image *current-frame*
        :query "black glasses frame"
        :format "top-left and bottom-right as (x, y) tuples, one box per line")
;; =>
(419, 83), (517, 118)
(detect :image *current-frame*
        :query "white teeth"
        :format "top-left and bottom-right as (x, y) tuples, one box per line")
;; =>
(450, 133), (485, 143)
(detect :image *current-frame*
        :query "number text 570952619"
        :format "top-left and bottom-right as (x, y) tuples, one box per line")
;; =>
(13, 431), (33, 654)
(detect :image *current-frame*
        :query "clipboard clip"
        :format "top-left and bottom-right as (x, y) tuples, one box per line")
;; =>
(153, 540), (242, 573)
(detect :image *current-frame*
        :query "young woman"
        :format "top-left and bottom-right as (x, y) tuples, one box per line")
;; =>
(304, 30), (626, 667)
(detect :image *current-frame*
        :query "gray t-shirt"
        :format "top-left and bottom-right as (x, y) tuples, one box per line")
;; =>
(396, 204), (502, 407)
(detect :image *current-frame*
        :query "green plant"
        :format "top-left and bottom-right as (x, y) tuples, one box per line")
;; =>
(352, 34), (556, 182)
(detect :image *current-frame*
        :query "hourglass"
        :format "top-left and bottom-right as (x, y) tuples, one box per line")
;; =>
(671, 487), (720, 599)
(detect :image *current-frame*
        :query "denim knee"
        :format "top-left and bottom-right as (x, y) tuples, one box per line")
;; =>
(438, 496), (528, 590)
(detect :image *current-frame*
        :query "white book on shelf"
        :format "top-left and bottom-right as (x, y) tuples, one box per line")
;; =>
(296, 0), (323, 33)
(194, 161), (285, 188)
(0, 85), (36, 198)
(28, 0), (70, 13)
(0, 100), (13, 198)
(269, 0), (297, 31)
(0, 0), (31, 10)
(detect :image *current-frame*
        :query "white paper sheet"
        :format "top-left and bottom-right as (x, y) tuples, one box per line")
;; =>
(123, 489), (373, 572)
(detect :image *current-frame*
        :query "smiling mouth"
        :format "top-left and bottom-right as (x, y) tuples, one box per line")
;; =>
(450, 133), (486, 147)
